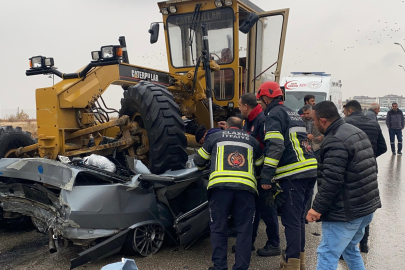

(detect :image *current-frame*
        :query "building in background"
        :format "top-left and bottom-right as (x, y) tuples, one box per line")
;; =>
(352, 96), (377, 104)
(379, 95), (405, 108)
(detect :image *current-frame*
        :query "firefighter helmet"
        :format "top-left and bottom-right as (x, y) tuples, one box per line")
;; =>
(256, 81), (283, 99)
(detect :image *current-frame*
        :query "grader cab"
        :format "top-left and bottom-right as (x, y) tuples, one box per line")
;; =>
(3, 0), (289, 175)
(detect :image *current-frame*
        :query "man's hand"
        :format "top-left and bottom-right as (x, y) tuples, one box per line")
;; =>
(306, 209), (321, 222)
(307, 134), (314, 140)
(218, 121), (226, 129)
(318, 136), (323, 141)
(261, 184), (272, 190)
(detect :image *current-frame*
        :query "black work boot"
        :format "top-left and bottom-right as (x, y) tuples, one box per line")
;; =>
(257, 244), (281, 257)
(360, 242), (369, 253)
(231, 244), (255, 253)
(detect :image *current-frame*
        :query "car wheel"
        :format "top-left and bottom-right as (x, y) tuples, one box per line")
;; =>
(131, 224), (165, 256)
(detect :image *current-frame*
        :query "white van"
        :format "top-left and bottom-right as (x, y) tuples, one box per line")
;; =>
(280, 72), (343, 114)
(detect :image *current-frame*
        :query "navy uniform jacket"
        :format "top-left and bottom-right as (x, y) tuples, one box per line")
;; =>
(194, 128), (263, 194)
(261, 99), (317, 184)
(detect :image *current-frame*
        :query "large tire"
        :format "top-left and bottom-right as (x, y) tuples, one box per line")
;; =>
(0, 126), (35, 158)
(120, 81), (188, 174)
(0, 126), (35, 228)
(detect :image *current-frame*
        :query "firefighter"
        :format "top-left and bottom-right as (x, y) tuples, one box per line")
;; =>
(231, 93), (281, 257)
(257, 81), (317, 270)
(194, 117), (263, 270)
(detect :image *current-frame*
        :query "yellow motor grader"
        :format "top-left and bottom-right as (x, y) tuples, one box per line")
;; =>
(2, 0), (289, 175)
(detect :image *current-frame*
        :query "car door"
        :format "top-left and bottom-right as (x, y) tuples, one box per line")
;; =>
(174, 200), (210, 249)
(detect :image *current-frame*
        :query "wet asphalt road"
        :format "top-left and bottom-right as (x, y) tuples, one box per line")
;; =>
(0, 122), (403, 270)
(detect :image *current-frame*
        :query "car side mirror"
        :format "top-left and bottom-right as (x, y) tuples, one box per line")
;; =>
(239, 12), (259, 34)
(149, 23), (160, 44)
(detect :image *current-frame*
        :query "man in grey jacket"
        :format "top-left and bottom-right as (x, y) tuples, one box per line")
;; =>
(365, 103), (380, 122)
(386, 102), (404, 155)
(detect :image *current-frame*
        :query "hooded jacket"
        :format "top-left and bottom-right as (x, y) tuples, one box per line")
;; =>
(312, 118), (381, 222)
(261, 99), (317, 184)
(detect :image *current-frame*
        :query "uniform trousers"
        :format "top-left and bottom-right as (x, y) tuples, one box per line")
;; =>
(209, 188), (256, 270)
(279, 177), (316, 260)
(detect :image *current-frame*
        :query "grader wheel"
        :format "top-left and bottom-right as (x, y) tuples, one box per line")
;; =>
(119, 81), (188, 174)
(0, 126), (36, 158)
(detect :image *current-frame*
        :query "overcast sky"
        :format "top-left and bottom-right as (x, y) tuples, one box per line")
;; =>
(1, 0), (404, 117)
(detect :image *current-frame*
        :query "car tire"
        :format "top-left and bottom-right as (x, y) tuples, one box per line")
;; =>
(0, 126), (35, 228)
(123, 224), (165, 257)
(119, 81), (188, 174)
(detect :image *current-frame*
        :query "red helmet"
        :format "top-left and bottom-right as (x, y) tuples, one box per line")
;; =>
(256, 81), (283, 99)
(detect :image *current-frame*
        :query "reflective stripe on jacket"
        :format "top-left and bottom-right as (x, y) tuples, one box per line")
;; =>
(261, 99), (317, 184)
(193, 128), (263, 194)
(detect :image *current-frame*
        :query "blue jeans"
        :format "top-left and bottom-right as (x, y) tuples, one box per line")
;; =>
(317, 213), (374, 270)
(389, 129), (402, 153)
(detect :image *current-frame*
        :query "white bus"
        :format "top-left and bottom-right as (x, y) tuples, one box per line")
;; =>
(280, 72), (343, 114)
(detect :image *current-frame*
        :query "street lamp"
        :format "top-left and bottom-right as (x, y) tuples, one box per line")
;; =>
(399, 65), (405, 72)
(394, 42), (405, 53)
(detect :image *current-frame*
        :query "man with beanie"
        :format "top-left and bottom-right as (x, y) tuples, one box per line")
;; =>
(195, 125), (222, 145)
(257, 81), (317, 270)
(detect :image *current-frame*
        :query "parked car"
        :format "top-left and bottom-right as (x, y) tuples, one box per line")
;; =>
(377, 107), (389, 120)
(0, 155), (210, 269)
(400, 108), (405, 118)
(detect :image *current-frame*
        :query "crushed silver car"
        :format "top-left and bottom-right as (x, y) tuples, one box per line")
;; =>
(0, 155), (210, 269)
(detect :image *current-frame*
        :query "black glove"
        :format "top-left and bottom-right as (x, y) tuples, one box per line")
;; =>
(264, 183), (285, 207)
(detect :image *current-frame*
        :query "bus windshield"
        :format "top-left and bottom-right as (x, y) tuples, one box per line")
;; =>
(284, 91), (327, 112)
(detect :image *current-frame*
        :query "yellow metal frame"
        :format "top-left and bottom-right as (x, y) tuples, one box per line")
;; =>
(19, 0), (289, 160)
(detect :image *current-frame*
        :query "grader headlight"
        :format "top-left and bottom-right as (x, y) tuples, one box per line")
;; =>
(161, 8), (169, 15)
(91, 51), (101, 61)
(224, 0), (233, 6)
(44, 57), (54, 67)
(100, 45), (122, 60)
(169, 5), (177, 13)
(30, 56), (44, 68)
(214, 0), (223, 8)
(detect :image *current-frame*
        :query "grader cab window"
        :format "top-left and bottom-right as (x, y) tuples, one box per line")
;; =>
(254, 14), (284, 93)
(167, 8), (235, 67)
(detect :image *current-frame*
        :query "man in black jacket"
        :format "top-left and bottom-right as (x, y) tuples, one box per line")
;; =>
(233, 93), (281, 257)
(386, 102), (404, 155)
(307, 101), (381, 270)
(194, 117), (263, 270)
(343, 100), (387, 253)
(257, 81), (317, 270)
